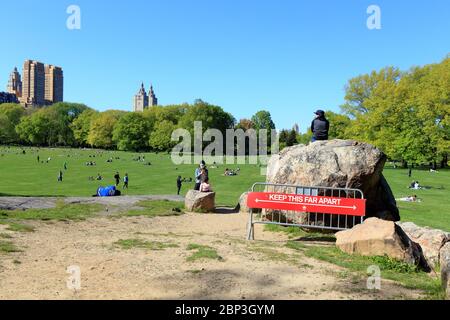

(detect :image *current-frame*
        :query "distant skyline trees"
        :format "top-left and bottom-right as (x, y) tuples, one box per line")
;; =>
(0, 56), (448, 167)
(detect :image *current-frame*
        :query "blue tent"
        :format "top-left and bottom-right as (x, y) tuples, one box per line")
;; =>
(96, 186), (117, 197)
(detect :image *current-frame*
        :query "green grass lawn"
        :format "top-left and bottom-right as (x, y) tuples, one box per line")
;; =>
(0, 146), (448, 231)
(383, 165), (450, 231)
(0, 146), (262, 206)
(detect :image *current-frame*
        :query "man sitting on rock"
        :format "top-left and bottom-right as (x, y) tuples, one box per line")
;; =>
(311, 110), (330, 142)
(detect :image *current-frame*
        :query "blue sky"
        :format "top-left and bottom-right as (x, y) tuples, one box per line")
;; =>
(0, 0), (448, 131)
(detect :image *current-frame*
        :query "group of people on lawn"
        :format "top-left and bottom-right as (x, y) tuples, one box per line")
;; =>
(60, 110), (332, 196)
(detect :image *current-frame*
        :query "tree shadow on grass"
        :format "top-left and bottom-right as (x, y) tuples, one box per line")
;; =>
(213, 207), (239, 215)
(293, 236), (336, 243)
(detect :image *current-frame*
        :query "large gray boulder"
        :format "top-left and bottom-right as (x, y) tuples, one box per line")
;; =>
(440, 243), (450, 299)
(397, 222), (449, 270)
(185, 190), (215, 213)
(266, 140), (399, 221)
(336, 218), (429, 270)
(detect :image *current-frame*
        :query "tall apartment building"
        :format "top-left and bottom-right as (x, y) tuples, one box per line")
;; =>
(19, 60), (63, 107)
(21, 60), (45, 107)
(7, 67), (22, 98)
(45, 65), (64, 104)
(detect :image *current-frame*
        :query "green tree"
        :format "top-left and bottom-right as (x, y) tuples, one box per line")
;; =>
(71, 109), (99, 146)
(16, 109), (57, 145)
(149, 120), (177, 151)
(113, 112), (151, 151)
(0, 103), (25, 143)
(324, 111), (352, 139)
(87, 110), (125, 149)
(286, 129), (298, 147)
(251, 110), (276, 152)
(341, 57), (449, 167)
(179, 100), (235, 134)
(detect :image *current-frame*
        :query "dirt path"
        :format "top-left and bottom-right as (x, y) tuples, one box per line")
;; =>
(0, 206), (422, 300)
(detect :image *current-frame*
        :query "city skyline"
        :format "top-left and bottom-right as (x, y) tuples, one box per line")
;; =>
(0, 0), (449, 131)
(6, 59), (64, 107)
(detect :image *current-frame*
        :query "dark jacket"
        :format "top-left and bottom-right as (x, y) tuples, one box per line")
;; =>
(311, 117), (330, 140)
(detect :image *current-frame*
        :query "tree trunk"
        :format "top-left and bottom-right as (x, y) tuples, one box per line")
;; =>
(401, 160), (408, 168)
(441, 154), (448, 168)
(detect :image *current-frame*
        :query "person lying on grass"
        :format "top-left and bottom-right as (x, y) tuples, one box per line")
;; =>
(397, 195), (422, 203)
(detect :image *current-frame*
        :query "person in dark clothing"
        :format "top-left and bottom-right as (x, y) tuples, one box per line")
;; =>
(123, 173), (129, 189)
(114, 172), (120, 187)
(311, 110), (330, 142)
(408, 167), (412, 178)
(177, 176), (182, 195)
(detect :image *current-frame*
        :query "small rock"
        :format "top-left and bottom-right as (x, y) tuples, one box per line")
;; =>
(185, 190), (215, 213)
(440, 243), (450, 299)
(397, 222), (449, 269)
(336, 218), (429, 270)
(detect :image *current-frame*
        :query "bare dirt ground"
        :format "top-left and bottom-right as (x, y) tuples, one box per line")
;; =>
(0, 197), (423, 300)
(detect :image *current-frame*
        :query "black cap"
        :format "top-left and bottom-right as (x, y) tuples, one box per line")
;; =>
(314, 110), (325, 116)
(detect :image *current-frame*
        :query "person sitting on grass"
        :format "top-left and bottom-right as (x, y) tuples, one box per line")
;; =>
(199, 177), (212, 193)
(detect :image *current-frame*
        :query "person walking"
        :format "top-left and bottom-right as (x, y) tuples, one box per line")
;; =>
(57, 170), (63, 182)
(114, 172), (120, 187)
(311, 110), (330, 142)
(123, 173), (129, 189)
(408, 167), (412, 178)
(177, 176), (183, 195)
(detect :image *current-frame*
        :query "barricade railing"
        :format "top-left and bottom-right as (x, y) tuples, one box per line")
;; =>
(246, 182), (366, 240)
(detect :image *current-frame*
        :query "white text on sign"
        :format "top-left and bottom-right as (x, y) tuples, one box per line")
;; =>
(268, 194), (343, 206)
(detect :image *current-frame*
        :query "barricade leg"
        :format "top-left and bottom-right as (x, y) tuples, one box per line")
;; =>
(246, 210), (255, 241)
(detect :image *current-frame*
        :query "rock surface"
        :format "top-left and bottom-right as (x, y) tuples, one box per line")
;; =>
(397, 222), (449, 269)
(440, 243), (450, 299)
(185, 190), (216, 213)
(266, 140), (399, 221)
(336, 218), (429, 270)
(237, 192), (249, 213)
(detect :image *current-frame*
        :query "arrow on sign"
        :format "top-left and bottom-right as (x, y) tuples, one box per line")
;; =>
(255, 199), (358, 211)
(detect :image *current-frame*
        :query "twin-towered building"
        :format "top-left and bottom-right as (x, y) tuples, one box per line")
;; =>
(133, 82), (158, 112)
(6, 60), (63, 107)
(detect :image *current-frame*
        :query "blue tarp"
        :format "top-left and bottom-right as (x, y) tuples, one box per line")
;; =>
(97, 186), (117, 197)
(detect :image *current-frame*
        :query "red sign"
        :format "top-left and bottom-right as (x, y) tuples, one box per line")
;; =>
(247, 192), (366, 216)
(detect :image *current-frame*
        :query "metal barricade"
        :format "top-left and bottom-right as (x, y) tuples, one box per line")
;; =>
(246, 182), (365, 240)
